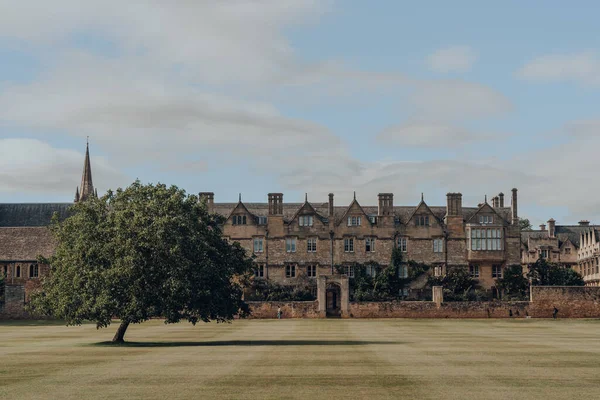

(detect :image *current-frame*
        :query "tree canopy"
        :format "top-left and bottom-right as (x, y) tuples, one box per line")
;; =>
(519, 218), (533, 231)
(30, 181), (254, 342)
(527, 257), (585, 286)
(495, 264), (529, 300)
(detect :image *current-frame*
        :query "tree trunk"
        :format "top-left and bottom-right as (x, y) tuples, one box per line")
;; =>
(112, 320), (130, 343)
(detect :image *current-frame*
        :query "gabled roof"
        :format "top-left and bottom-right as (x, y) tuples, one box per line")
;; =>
(210, 202), (511, 226)
(0, 203), (71, 227)
(289, 199), (327, 225)
(0, 227), (57, 261)
(336, 197), (371, 226)
(466, 202), (509, 225)
(406, 199), (442, 225)
(226, 200), (256, 221)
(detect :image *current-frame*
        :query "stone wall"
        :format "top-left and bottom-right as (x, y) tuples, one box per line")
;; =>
(247, 301), (320, 319)
(0, 285), (27, 319)
(529, 286), (600, 318)
(349, 301), (530, 318)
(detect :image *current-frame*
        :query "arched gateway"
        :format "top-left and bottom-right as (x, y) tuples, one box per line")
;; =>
(317, 275), (350, 318)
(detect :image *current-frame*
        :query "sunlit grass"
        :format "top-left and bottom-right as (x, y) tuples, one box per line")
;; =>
(1, 319), (600, 399)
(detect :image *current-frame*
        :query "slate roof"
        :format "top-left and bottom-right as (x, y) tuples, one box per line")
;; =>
(520, 225), (600, 248)
(0, 227), (57, 261)
(0, 203), (71, 227)
(212, 202), (512, 226)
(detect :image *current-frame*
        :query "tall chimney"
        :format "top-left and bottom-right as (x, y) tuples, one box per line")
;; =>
(446, 193), (463, 216)
(511, 188), (518, 225)
(499, 193), (504, 208)
(268, 193), (283, 215)
(539, 224), (546, 231)
(492, 196), (499, 208)
(378, 193), (393, 216)
(199, 192), (214, 213)
(328, 193), (334, 218)
(547, 218), (556, 238)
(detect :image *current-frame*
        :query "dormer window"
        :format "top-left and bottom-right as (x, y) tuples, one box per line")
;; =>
(299, 215), (313, 226)
(369, 216), (377, 224)
(415, 215), (429, 226)
(479, 215), (493, 224)
(347, 216), (361, 226)
(232, 215), (247, 225)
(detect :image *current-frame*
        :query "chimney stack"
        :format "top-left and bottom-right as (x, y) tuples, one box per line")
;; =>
(539, 224), (546, 231)
(378, 193), (393, 216)
(446, 193), (463, 216)
(547, 218), (556, 238)
(579, 220), (590, 226)
(328, 193), (334, 218)
(199, 192), (214, 212)
(268, 193), (283, 215)
(499, 193), (505, 208)
(511, 188), (518, 225)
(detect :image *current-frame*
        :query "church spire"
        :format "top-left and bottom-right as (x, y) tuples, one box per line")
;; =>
(74, 186), (80, 202)
(76, 139), (94, 202)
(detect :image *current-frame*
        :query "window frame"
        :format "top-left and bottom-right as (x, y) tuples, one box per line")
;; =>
(344, 237), (355, 253)
(299, 215), (314, 227)
(306, 264), (317, 278)
(285, 264), (296, 278)
(255, 264), (265, 278)
(469, 265), (480, 278)
(344, 265), (355, 278)
(492, 265), (502, 278)
(286, 237), (297, 253)
(397, 237), (408, 252)
(470, 228), (502, 251)
(253, 237), (264, 253)
(365, 237), (375, 252)
(307, 237), (317, 253)
(433, 238), (444, 253)
(347, 216), (362, 226)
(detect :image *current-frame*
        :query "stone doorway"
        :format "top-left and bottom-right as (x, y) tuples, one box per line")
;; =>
(326, 283), (341, 317)
(317, 275), (349, 318)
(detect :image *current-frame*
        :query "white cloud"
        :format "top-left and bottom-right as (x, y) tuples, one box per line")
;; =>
(408, 80), (513, 121)
(0, 0), (331, 86)
(0, 139), (127, 195)
(427, 46), (477, 73)
(376, 122), (500, 148)
(517, 51), (600, 86)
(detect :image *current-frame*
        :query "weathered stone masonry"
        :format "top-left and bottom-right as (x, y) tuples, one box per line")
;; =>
(207, 190), (522, 293)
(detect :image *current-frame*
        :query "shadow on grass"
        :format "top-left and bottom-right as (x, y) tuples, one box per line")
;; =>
(0, 319), (70, 327)
(92, 340), (406, 347)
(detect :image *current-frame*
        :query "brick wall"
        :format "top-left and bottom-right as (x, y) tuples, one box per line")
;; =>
(0, 285), (28, 319)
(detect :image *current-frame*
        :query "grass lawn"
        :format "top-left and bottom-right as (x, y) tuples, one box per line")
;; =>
(1, 319), (600, 400)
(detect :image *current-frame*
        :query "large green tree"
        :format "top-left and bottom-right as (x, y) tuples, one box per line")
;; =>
(527, 256), (584, 286)
(495, 265), (529, 300)
(30, 181), (254, 342)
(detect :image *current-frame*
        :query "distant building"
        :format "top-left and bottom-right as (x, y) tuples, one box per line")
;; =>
(521, 219), (600, 286)
(0, 142), (95, 298)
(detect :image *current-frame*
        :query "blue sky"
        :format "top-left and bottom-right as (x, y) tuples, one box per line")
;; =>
(1, 1), (600, 225)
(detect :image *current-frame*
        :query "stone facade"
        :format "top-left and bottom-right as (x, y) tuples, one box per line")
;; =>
(207, 190), (522, 293)
(521, 219), (600, 286)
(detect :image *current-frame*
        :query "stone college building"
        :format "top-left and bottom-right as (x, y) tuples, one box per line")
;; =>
(3, 143), (576, 301)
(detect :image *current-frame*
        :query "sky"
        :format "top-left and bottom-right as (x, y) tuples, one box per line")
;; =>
(1, 0), (600, 226)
